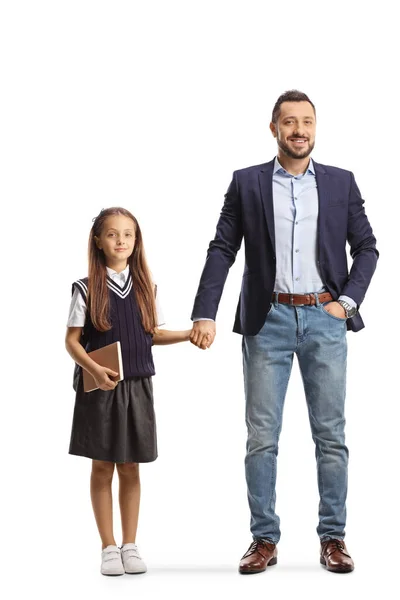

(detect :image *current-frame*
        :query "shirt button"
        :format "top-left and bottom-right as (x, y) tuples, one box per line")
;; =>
(295, 277), (300, 281)
(295, 221), (298, 225)
(295, 249), (299, 253)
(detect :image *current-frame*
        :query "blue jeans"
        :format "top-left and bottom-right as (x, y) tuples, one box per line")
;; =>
(242, 297), (348, 543)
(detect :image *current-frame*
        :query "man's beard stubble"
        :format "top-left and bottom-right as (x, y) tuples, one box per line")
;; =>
(277, 137), (315, 160)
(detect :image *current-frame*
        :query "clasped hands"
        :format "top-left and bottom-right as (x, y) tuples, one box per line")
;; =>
(189, 320), (216, 350)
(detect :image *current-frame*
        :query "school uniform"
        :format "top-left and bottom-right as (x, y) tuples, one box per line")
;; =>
(67, 265), (164, 464)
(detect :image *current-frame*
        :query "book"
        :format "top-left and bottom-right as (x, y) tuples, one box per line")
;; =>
(83, 341), (124, 392)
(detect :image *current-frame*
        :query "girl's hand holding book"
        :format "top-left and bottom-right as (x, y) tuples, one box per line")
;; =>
(91, 365), (119, 391)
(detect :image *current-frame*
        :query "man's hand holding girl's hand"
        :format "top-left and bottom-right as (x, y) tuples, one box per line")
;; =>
(190, 320), (216, 349)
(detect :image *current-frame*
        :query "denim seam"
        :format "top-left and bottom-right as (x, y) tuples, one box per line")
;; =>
(298, 323), (348, 539)
(266, 356), (293, 542)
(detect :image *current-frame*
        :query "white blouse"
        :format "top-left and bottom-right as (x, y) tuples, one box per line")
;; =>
(67, 265), (165, 327)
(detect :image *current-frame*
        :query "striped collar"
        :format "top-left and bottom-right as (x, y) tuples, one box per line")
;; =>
(106, 266), (133, 299)
(106, 264), (130, 284)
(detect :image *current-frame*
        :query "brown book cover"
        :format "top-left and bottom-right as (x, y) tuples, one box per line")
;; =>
(83, 341), (124, 392)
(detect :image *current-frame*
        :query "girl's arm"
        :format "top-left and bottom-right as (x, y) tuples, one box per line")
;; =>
(152, 328), (193, 346)
(65, 327), (118, 390)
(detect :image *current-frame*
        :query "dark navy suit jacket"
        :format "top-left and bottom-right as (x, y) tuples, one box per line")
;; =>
(191, 158), (378, 335)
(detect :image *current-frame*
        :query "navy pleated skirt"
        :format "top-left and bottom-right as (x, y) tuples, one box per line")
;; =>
(69, 374), (157, 463)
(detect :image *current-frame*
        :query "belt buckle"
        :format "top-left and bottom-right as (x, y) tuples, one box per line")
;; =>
(289, 294), (294, 306)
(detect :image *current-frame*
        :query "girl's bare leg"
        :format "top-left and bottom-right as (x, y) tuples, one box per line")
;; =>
(116, 462), (140, 544)
(90, 460), (116, 549)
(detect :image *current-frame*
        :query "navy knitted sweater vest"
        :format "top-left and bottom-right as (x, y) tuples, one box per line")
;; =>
(72, 271), (155, 381)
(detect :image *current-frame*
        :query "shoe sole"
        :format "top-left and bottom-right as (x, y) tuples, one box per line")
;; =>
(320, 558), (354, 573)
(101, 571), (125, 576)
(122, 562), (147, 575)
(239, 556), (278, 574)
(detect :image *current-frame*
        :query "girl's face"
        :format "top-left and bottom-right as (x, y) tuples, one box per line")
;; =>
(95, 214), (136, 266)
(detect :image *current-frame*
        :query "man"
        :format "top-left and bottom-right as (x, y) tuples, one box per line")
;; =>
(190, 90), (378, 574)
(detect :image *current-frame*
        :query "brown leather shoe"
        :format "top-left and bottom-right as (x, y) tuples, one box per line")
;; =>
(239, 539), (277, 574)
(320, 539), (354, 573)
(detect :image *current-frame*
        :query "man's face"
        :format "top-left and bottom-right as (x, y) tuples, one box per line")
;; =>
(270, 101), (316, 160)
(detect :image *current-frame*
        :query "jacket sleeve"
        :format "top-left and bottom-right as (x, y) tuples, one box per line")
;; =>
(340, 172), (379, 305)
(191, 172), (243, 320)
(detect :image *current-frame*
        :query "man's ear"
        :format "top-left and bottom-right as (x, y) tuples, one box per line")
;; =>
(269, 122), (277, 138)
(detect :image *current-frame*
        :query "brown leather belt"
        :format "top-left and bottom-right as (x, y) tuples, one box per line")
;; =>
(273, 292), (333, 306)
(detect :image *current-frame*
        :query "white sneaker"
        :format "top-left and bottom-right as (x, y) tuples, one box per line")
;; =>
(101, 545), (125, 576)
(121, 543), (147, 574)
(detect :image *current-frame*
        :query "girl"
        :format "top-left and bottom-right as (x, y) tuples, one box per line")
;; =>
(65, 207), (192, 576)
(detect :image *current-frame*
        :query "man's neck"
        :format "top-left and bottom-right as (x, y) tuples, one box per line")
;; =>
(277, 152), (311, 176)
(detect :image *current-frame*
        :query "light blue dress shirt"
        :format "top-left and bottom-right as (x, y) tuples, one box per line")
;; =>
(272, 157), (355, 307)
(273, 157), (323, 293)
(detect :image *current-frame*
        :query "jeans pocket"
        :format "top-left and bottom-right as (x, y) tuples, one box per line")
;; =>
(321, 302), (347, 322)
(257, 303), (276, 335)
(266, 302), (276, 318)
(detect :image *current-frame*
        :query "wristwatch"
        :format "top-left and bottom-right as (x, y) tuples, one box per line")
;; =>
(337, 300), (357, 319)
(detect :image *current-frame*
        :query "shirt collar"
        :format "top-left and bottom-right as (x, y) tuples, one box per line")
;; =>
(106, 264), (130, 281)
(273, 156), (315, 176)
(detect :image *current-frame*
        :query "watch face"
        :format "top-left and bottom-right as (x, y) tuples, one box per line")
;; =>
(339, 301), (357, 318)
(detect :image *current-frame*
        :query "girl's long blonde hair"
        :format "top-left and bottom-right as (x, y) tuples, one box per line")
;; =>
(87, 207), (157, 333)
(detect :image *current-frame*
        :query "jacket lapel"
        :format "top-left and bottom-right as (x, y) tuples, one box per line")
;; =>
(313, 160), (329, 255)
(258, 158), (329, 254)
(258, 159), (276, 251)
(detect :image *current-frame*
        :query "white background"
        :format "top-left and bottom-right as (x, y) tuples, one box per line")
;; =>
(1, 1), (399, 599)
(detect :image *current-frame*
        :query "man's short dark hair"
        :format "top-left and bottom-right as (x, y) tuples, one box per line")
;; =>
(272, 90), (316, 124)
